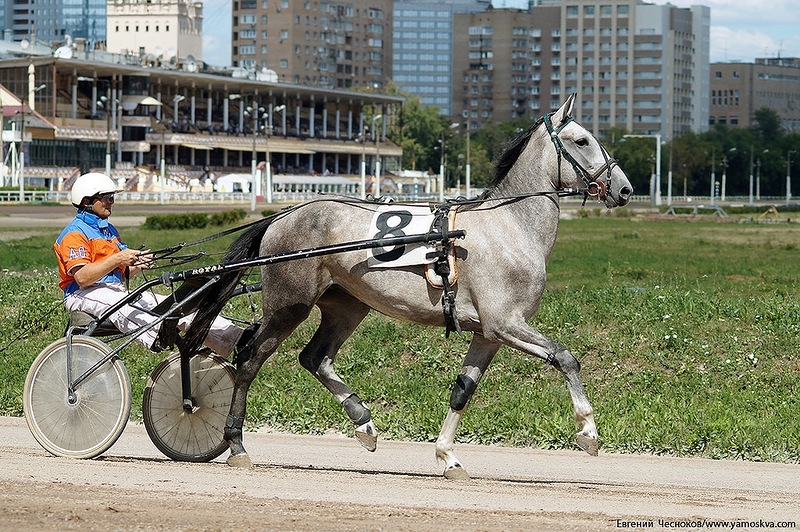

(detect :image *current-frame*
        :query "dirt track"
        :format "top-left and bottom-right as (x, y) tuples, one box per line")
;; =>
(1, 416), (799, 531)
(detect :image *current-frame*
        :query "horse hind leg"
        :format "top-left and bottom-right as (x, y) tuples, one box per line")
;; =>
(225, 303), (314, 468)
(550, 345), (598, 456)
(298, 288), (376, 451)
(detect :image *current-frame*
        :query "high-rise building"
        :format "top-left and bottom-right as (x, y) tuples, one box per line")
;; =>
(1, 0), (108, 46)
(450, 0), (709, 140)
(231, 0), (392, 90)
(710, 57), (800, 133)
(106, 0), (203, 64)
(392, 0), (489, 116)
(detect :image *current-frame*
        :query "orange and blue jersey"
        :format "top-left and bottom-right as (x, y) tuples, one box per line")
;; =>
(54, 210), (128, 296)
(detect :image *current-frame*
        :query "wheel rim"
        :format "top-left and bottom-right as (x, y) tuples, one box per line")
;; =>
(23, 337), (131, 459)
(143, 352), (234, 462)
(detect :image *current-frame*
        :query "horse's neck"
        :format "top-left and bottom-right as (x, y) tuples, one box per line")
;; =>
(487, 167), (561, 246)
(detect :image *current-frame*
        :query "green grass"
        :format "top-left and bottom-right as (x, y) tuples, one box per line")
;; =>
(1, 216), (799, 462)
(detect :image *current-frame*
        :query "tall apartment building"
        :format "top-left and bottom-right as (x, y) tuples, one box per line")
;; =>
(106, 0), (203, 64)
(231, 0), (392, 90)
(451, 0), (709, 140)
(392, 0), (489, 116)
(1, 0), (108, 46)
(710, 57), (800, 133)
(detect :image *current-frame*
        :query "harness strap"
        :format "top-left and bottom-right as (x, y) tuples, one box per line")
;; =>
(431, 204), (462, 338)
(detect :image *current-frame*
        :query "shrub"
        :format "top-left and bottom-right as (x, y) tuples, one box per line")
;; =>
(143, 209), (248, 230)
(209, 208), (247, 226)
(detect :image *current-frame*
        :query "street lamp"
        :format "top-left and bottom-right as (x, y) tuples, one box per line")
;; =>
(16, 81), (46, 203)
(439, 122), (460, 201)
(624, 134), (661, 206)
(757, 149), (768, 200)
(721, 147), (735, 203)
(372, 114), (382, 196)
(264, 104), (285, 204)
(787, 150), (796, 207)
(710, 146), (716, 206)
(359, 125), (368, 200)
(465, 124), (472, 198)
(245, 102), (267, 211)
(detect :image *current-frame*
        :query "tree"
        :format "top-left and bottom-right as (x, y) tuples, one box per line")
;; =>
(752, 108), (782, 144)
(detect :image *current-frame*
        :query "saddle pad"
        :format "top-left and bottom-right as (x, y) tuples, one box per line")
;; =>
(366, 205), (458, 288)
(366, 205), (440, 268)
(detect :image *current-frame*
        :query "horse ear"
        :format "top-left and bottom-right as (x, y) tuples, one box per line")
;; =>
(552, 93), (577, 126)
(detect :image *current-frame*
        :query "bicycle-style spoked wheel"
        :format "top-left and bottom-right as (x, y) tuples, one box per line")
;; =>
(142, 351), (235, 462)
(23, 336), (131, 459)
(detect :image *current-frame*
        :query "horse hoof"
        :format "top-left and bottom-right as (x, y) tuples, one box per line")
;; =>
(576, 434), (599, 456)
(443, 464), (470, 480)
(354, 423), (377, 452)
(226, 452), (253, 468)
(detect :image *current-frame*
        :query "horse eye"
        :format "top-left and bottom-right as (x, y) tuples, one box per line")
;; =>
(575, 137), (589, 147)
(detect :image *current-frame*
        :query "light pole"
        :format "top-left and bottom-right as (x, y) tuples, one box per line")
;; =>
(787, 150), (796, 207)
(360, 125), (368, 199)
(372, 114), (382, 196)
(439, 122), (460, 201)
(264, 104), (285, 205)
(245, 102), (266, 212)
(721, 156), (728, 203)
(757, 149), (768, 200)
(748, 146), (754, 206)
(721, 147), (735, 202)
(710, 145), (716, 206)
(465, 126), (471, 198)
(16, 81), (46, 203)
(667, 140), (673, 206)
(624, 134), (661, 206)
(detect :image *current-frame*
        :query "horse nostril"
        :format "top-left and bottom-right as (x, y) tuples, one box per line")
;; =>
(618, 186), (632, 203)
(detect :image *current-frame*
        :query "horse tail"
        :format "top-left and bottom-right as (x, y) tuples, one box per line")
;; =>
(182, 216), (274, 354)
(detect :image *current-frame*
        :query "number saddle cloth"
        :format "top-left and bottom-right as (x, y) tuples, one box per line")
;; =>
(366, 204), (458, 289)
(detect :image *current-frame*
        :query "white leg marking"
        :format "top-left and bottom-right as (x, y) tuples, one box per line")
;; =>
(435, 409), (470, 480)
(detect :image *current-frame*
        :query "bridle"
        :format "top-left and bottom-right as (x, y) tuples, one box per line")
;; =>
(543, 112), (620, 203)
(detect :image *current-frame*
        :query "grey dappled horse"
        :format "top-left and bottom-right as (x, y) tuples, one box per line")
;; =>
(185, 94), (633, 478)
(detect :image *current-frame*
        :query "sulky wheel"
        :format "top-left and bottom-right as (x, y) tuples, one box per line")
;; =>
(142, 351), (235, 462)
(23, 336), (131, 459)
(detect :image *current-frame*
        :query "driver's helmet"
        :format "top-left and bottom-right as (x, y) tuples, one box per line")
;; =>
(70, 172), (123, 208)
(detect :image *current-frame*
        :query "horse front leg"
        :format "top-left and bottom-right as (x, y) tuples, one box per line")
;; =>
(551, 345), (598, 455)
(435, 334), (500, 480)
(493, 323), (598, 456)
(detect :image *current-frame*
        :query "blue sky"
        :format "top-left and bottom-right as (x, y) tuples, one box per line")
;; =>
(202, 0), (800, 67)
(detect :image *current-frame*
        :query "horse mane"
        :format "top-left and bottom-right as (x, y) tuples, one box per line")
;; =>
(182, 217), (275, 354)
(484, 116), (544, 193)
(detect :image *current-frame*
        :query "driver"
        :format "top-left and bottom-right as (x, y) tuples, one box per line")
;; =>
(54, 172), (256, 357)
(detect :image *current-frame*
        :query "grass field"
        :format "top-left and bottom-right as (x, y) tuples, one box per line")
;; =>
(1, 212), (799, 462)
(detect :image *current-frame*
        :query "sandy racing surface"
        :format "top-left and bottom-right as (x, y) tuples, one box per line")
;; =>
(2, 205), (800, 530)
(1, 416), (799, 531)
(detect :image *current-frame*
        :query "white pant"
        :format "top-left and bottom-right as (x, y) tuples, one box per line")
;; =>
(64, 283), (242, 356)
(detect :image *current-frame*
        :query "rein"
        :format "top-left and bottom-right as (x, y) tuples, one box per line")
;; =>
(144, 217), (269, 268)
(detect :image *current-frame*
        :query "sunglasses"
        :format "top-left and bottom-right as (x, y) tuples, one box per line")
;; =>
(94, 193), (115, 203)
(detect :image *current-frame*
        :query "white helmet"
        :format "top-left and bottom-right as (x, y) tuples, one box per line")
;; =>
(70, 172), (123, 207)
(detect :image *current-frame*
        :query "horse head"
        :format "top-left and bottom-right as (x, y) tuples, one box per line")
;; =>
(542, 94), (633, 208)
